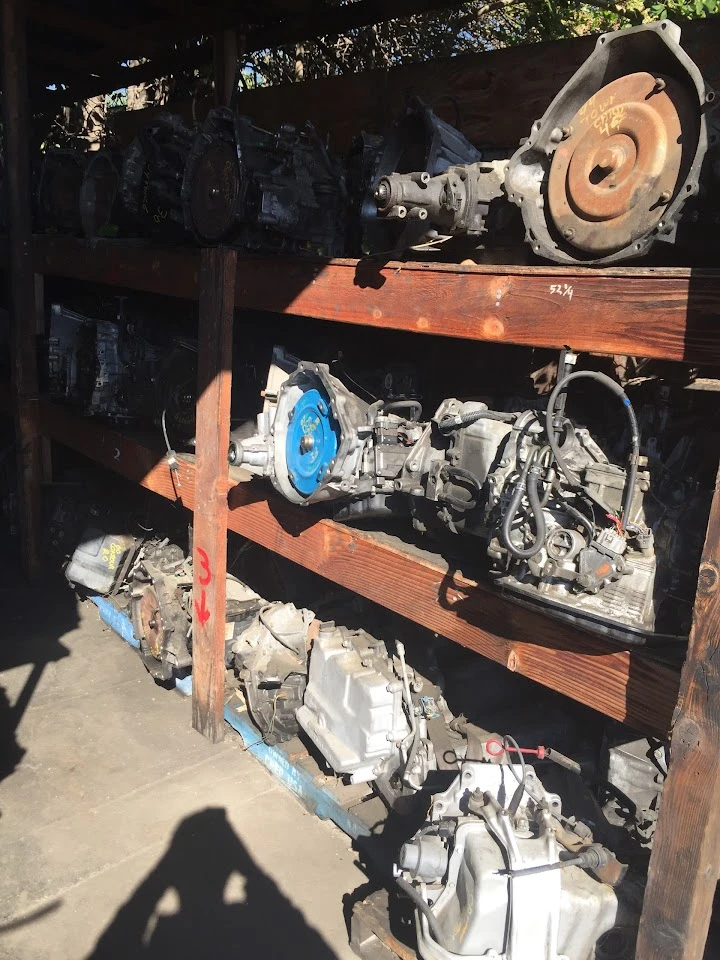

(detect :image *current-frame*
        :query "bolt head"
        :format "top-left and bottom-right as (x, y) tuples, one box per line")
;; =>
(562, 227), (575, 240)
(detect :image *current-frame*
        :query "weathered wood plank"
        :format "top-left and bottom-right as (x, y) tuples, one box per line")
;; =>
(35, 397), (680, 738)
(635, 462), (720, 960)
(29, 237), (720, 366)
(31, 236), (201, 298)
(191, 247), (237, 743)
(2, 0), (43, 581)
(235, 258), (720, 366)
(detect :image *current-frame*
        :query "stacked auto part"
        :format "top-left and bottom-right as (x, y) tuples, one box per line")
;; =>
(232, 606), (450, 803)
(62, 524), (660, 960)
(375, 21), (717, 265)
(30, 21), (718, 266)
(65, 531), (449, 801)
(119, 112), (195, 241)
(182, 107), (346, 256)
(505, 20), (715, 265)
(46, 304), (97, 408)
(397, 756), (633, 960)
(229, 346), (672, 643)
(45, 301), (166, 425)
(35, 149), (86, 234)
(362, 96), (501, 255)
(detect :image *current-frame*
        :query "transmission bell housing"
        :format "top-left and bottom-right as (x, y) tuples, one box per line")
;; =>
(505, 20), (715, 265)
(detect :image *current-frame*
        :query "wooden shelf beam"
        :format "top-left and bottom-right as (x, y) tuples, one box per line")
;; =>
(35, 396), (680, 739)
(30, 237), (720, 366)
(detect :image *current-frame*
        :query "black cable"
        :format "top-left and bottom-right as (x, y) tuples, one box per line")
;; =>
(438, 409), (516, 434)
(564, 502), (595, 542)
(395, 876), (448, 949)
(503, 734), (527, 819)
(500, 457), (546, 560)
(545, 370), (640, 532)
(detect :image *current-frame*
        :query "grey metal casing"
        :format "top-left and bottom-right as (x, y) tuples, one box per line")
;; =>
(407, 762), (618, 960)
(296, 623), (409, 783)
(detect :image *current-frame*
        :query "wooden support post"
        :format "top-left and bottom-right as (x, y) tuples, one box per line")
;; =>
(213, 29), (239, 107)
(191, 247), (236, 742)
(636, 460), (720, 960)
(34, 272), (52, 483)
(1, 0), (42, 581)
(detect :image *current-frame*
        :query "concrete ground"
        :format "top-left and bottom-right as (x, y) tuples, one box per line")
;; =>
(0, 578), (367, 960)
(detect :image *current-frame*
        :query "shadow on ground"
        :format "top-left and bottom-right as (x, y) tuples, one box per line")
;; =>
(0, 569), (75, 790)
(86, 807), (340, 960)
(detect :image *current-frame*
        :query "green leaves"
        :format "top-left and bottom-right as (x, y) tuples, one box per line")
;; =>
(242, 0), (713, 89)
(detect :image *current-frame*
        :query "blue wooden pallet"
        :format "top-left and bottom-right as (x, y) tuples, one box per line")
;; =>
(90, 594), (371, 840)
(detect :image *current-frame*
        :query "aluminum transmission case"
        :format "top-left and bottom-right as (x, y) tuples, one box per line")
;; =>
(296, 622), (410, 783)
(401, 762), (618, 960)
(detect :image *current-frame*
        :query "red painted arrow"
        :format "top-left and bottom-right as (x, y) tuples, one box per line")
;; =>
(194, 589), (210, 627)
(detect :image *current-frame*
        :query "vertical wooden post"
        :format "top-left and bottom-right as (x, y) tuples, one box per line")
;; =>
(34, 272), (52, 484)
(1, 0), (43, 581)
(191, 247), (236, 742)
(635, 461), (720, 960)
(213, 29), (239, 107)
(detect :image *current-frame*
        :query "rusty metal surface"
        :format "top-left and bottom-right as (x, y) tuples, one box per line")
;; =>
(137, 584), (163, 658)
(548, 72), (694, 255)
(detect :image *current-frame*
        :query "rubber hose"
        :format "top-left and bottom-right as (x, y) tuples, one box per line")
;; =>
(396, 876), (448, 949)
(536, 445), (555, 508)
(438, 409), (515, 434)
(440, 464), (483, 512)
(545, 371), (640, 532)
(564, 502), (595, 542)
(367, 399), (385, 425)
(500, 460), (546, 560)
(383, 399), (423, 422)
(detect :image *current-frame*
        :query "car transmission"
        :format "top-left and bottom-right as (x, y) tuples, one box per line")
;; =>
(182, 107), (346, 257)
(374, 21), (715, 266)
(396, 757), (630, 960)
(35, 149), (85, 235)
(505, 20), (714, 265)
(232, 607), (447, 800)
(120, 112), (194, 241)
(363, 96), (507, 255)
(228, 348), (682, 644)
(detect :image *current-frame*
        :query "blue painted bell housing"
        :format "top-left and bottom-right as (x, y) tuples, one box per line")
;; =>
(286, 387), (340, 497)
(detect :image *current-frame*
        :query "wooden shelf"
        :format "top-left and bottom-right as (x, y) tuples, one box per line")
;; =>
(32, 236), (720, 366)
(37, 396), (680, 739)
